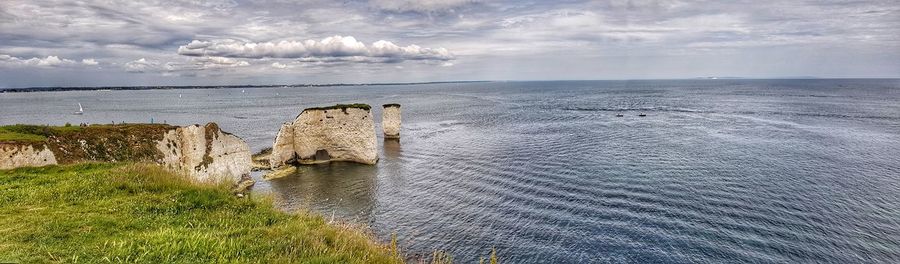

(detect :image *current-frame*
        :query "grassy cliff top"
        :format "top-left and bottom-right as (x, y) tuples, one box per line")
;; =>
(0, 163), (403, 263)
(0, 124), (182, 164)
(303, 103), (372, 112)
(383, 103), (401, 108)
(0, 123), (177, 144)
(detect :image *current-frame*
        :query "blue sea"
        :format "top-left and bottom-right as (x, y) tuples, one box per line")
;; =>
(2, 79), (899, 263)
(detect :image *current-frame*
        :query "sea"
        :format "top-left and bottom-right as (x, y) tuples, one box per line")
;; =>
(2, 79), (899, 263)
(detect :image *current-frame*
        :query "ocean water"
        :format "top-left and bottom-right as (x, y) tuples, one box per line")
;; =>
(2, 79), (900, 263)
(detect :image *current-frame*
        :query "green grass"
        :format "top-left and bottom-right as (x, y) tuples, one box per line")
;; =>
(0, 163), (403, 263)
(303, 104), (372, 112)
(0, 124), (82, 143)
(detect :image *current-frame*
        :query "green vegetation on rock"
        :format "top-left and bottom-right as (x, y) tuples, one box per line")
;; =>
(303, 104), (372, 112)
(0, 124), (177, 164)
(0, 124), (83, 143)
(0, 163), (403, 263)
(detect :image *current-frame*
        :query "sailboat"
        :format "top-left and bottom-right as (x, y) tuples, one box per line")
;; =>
(74, 103), (84, 115)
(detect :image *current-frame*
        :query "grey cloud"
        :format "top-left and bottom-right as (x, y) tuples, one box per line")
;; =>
(0, 0), (898, 87)
(370, 0), (481, 13)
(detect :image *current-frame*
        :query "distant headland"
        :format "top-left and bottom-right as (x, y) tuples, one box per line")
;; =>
(0, 81), (489, 93)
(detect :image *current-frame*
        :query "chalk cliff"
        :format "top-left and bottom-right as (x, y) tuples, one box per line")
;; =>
(270, 104), (378, 168)
(0, 123), (251, 183)
(382, 104), (401, 139)
(156, 123), (252, 183)
(0, 144), (57, 169)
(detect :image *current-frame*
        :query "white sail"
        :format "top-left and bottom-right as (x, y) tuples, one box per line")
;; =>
(78, 103), (83, 112)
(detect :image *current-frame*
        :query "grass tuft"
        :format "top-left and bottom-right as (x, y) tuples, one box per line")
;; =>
(303, 104), (372, 112)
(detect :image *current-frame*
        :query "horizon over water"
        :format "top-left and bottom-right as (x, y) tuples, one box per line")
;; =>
(2, 79), (899, 263)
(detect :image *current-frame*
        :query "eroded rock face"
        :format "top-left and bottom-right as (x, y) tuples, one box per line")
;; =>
(270, 123), (295, 168)
(382, 104), (401, 139)
(270, 105), (377, 168)
(0, 144), (57, 170)
(0, 123), (251, 183)
(156, 123), (252, 183)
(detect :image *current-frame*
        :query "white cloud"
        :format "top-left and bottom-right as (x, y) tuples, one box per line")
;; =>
(177, 35), (454, 63)
(125, 56), (250, 73)
(124, 58), (158, 72)
(81, 58), (99, 65)
(0, 54), (78, 67)
(271, 62), (290, 69)
(191, 56), (251, 68)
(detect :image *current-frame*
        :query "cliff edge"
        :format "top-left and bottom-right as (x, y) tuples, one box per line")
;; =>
(270, 104), (377, 168)
(0, 123), (251, 183)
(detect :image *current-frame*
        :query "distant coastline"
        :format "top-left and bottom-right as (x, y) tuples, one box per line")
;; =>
(0, 81), (490, 93)
(5, 78), (899, 93)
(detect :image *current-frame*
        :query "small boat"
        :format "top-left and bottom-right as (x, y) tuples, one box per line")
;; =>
(74, 103), (84, 115)
(615, 114), (624, 117)
(638, 113), (646, 117)
(179, 94), (182, 98)
(242, 89), (246, 93)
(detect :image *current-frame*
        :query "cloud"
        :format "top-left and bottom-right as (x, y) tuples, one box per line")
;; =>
(1, 0), (899, 86)
(177, 35), (454, 63)
(125, 56), (250, 73)
(0, 54), (79, 67)
(271, 62), (289, 69)
(124, 58), (158, 73)
(81, 58), (99, 65)
(370, 0), (480, 13)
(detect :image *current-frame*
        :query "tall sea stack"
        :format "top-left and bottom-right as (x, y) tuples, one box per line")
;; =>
(382, 104), (401, 139)
(270, 104), (378, 168)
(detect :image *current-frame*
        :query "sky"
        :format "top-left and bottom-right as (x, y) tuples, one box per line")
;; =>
(1, 0), (898, 87)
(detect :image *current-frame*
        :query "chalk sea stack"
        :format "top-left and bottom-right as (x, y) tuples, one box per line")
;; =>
(0, 123), (252, 183)
(382, 104), (401, 139)
(270, 104), (378, 168)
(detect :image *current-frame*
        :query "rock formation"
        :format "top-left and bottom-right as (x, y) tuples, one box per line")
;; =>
(156, 123), (252, 183)
(382, 104), (401, 139)
(1, 144), (57, 169)
(270, 104), (378, 168)
(0, 123), (251, 183)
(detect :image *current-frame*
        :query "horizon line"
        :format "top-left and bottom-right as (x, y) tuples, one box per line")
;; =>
(3, 77), (899, 92)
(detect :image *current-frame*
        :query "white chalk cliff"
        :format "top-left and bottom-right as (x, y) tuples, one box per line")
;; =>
(270, 104), (378, 168)
(0, 123), (251, 183)
(156, 123), (252, 183)
(382, 104), (401, 139)
(0, 144), (57, 170)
